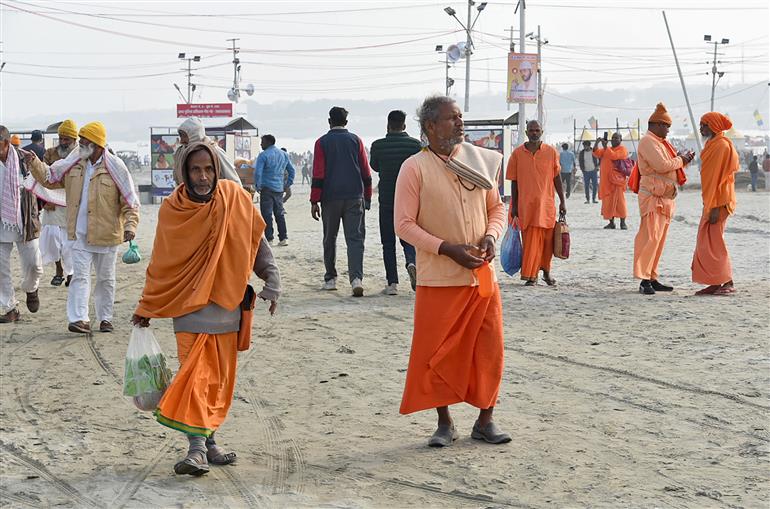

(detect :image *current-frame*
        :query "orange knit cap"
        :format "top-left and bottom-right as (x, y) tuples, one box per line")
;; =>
(700, 111), (732, 133)
(648, 103), (672, 125)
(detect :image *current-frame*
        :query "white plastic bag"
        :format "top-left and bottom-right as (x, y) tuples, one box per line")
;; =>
(123, 326), (173, 411)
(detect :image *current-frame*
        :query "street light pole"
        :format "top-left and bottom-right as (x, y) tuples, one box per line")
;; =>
(177, 52), (200, 104)
(464, 0), (472, 113)
(444, 2), (487, 113)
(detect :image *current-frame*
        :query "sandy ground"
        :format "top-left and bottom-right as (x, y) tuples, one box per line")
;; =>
(1, 184), (769, 508)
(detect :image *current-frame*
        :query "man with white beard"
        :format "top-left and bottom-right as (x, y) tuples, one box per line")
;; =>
(40, 120), (78, 287)
(25, 121), (139, 334)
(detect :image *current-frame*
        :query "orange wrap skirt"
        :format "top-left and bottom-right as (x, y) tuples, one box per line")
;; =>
(521, 226), (554, 280)
(155, 332), (238, 437)
(691, 208), (732, 285)
(400, 285), (504, 415)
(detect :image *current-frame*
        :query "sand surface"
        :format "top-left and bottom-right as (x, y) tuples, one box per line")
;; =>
(1, 185), (768, 508)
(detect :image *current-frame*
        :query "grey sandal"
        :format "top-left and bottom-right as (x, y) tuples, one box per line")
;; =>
(428, 423), (458, 447)
(471, 420), (512, 444)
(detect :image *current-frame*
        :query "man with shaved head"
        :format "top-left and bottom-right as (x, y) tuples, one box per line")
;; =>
(506, 120), (566, 286)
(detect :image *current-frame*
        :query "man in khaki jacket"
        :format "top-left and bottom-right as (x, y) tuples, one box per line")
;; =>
(25, 121), (139, 334)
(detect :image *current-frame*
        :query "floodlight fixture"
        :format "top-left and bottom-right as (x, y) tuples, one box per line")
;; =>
(178, 52), (186, 59)
(193, 55), (201, 62)
(721, 38), (729, 44)
(703, 34), (711, 41)
(435, 44), (443, 52)
(444, 6), (456, 15)
(477, 2), (487, 11)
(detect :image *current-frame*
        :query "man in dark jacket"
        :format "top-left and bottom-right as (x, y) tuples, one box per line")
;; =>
(310, 107), (372, 297)
(370, 110), (421, 295)
(22, 130), (46, 161)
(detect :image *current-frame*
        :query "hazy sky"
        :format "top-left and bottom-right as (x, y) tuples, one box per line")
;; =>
(0, 0), (768, 123)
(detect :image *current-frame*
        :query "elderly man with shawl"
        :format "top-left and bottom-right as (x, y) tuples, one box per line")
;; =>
(173, 117), (242, 186)
(25, 121), (140, 334)
(691, 112), (740, 296)
(395, 96), (511, 448)
(0, 125), (42, 323)
(132, 141), (280, 477)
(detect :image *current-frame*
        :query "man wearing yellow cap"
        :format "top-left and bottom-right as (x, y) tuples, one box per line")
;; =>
(39, 120), (78, 287)
(25, 121), (140, 334)
(691, 112), (739, 296)
(633, 103), (694, 295)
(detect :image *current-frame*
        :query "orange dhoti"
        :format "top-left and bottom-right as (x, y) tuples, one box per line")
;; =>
(601, 186), (628, 220)
(400, 286), (504, 415)
(155, 332), (238, 437)
(691, 208), (732, 285)
(633, 211), (670, 280)
(521, 226), (554, 280)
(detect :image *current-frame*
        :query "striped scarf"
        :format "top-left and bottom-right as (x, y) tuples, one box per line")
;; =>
(1, 147), (23, 233)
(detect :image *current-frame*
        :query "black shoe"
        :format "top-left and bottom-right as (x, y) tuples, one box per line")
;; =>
(26, 291), (39, 313)
(65, 275), (72, 287)
(639, 280), (655, 295)
(650, 280), (673, 292)
(603, 222), (616, 230)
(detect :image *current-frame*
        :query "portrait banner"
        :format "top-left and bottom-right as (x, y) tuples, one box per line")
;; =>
(507, 53), (538, 104)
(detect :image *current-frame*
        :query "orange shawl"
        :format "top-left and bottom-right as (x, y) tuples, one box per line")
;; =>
(596, 145), (629, 197)
(135, 179), (265, 318)
(700, 132), (738, 214)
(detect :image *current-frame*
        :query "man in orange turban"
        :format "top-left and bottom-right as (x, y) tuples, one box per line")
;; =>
(633, 103), (694, 294)
(594, 132), (629, 229)
(691, 112), (739, 295)
(132, 143), (281, 476)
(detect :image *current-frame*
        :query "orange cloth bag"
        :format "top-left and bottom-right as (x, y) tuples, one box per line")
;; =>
(237, 285), (257, 352)
(553, 212), (570, 260)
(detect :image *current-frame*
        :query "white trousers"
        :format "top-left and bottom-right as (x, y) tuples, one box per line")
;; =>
(40, 225), (73, 274)
(0, 240), (43, 314)
(67, 245), (117, 323)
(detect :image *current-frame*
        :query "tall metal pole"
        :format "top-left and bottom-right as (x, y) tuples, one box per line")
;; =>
(186, 59), (192, 104)
(464, 0), (472, 112)
(517, 1), (526, 144)
(710, 42), (717, 111)
(536, 25), (543, 124)
(445, 52), (450, 96)
(662, 11), (702, 153)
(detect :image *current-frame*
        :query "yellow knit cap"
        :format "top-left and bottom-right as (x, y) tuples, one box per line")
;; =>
(79, 121), (107, 148)
(58, 119), (78, 140)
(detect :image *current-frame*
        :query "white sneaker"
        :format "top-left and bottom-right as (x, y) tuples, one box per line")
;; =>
(322, 278), (337, 291)
(351, 278), (364, 297)
(382, 283), (398, 296)
(278, 239), (288, 247)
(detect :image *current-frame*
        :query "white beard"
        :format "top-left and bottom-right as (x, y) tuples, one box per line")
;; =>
(79, 144), (94, 159)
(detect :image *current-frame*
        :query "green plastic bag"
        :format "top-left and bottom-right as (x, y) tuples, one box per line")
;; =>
(123, 326), (173, 411)
(122, 240), (141, 264)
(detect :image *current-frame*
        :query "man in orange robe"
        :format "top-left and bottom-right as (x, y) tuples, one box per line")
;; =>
(395, 95), (510, 447)
(633, 103), (694, 294)
(132, 142), (280, 476)
(692, 112), (739, 295)
(506, 120), (567, 286)
(594, 132), (629, 229)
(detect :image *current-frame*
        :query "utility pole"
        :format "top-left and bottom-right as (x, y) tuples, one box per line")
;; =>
(704, 34), (729, 111)
(507, 26), (516, 111)
(227, 38), (241, 103)
(528, 25), (548, 124)
(517, 0), (526, 144)
(177, 53), (200, 104)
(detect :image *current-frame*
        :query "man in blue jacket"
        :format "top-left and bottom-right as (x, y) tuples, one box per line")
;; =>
(254, 134), (292, 246)
(310, 107), (372, 297)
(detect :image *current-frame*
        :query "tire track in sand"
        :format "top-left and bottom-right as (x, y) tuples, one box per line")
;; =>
(83, 333), (121, 384)
(1, 441), (100, 508)
(112, 438), (173, 509)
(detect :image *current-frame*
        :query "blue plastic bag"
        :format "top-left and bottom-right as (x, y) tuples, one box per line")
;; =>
(122, 240), (141, 264)
(500, 221), (522, 276)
